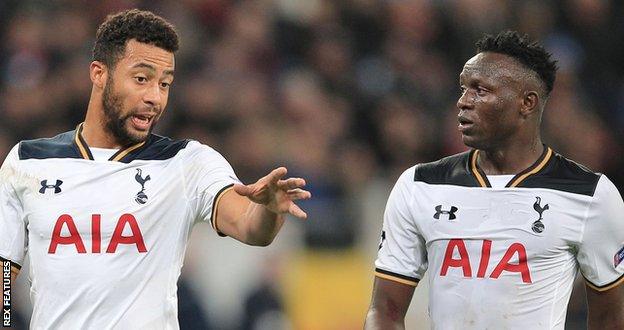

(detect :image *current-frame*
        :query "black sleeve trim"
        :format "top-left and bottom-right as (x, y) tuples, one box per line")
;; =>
(583, 272), (624, 292)
(0, 256), (22, 270)
(210, 183), (235, 237)
(374, 268), (420, 286)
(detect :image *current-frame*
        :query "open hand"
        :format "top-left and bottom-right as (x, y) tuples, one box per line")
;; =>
(233, 167), (311, 219)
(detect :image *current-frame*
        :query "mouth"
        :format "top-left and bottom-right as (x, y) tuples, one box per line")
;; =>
(130, 113), (155, 131)
(457, 116), (474, 133)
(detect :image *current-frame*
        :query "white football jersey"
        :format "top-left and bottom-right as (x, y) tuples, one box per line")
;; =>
(375, 147), (624, 329)
(0, 124), (240, 329)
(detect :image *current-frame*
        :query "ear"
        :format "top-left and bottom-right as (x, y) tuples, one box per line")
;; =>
(90, 61), (108, 90)
(520, 90), (539, 117)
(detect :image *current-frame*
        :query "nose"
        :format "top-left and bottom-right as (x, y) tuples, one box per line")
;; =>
(456, 89), (474, 111)
(143, 82), (162, 108)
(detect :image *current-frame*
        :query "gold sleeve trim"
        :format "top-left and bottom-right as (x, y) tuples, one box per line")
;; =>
(375, 271), (418, 287)
(585, 273), (624, 292)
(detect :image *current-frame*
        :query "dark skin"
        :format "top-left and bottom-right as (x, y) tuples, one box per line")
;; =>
(365, 278), (415, 329)
(365, 52), (624, 329)
(586, 285), (624, 329)
(457, 52), (544, 175)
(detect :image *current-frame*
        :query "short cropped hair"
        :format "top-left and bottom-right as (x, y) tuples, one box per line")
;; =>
(92, 9), (179, 68)
(476, 30), (558, 96)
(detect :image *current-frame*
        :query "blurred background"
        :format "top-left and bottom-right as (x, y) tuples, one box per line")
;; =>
(2, 0), (623, 329)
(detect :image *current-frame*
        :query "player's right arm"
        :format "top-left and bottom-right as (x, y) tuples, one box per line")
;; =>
(0, 145), (28, 284)
(365, 167), (427, 329)
(365, 277), (415, 329)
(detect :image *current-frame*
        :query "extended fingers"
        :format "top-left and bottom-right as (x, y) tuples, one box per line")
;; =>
(287, 188), (312, 200)
(267, 167), (288, 184)
(289, 203), (308, 219)
(278, 177), (306, 190)
(233, 183), (254, 196)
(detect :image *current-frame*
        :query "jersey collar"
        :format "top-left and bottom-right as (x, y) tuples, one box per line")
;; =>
(73, 123), (147, 162)
(469, 146), (553, 188)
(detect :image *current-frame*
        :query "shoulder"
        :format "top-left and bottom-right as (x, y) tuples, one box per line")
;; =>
(126, 134), (191, 162)
(520, 151), (601, 197)
(412, 150), (477, 187)
(18, 130), (80, 160)
(593, 175), (623, 205)
(135, 137), (232, 168)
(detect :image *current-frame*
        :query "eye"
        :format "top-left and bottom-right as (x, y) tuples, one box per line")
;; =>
(476, 86), (488, 96)
(135, 76), (147, 84)
(160, 82), (171, 89)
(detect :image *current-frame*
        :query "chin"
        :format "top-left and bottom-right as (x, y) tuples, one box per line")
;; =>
(131, 132), (150, 143)
(121, 123), (151, 145)
(461, 135), (484, 150)
(129, 129), (151, 143)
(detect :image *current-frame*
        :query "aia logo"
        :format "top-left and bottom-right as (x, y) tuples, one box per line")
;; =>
(48, 214), (147, 254)
(440, 239), (532, 283)
(134, 168), (151, 204)
(531, 197), (549, 233)
(39, 179), (63, 194)
(434, 205), (458, 220)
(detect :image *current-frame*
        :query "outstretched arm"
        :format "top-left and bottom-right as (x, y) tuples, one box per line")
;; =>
(365, 277), (416, 330)
(586, 282), (624, 329)
(213, 167), (311, 246)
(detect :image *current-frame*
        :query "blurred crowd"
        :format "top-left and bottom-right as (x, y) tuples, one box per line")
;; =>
(1, 0), (623, 329)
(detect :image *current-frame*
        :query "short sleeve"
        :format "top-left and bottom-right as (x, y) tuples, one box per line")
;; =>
(374, 167), (427, 286)
(183, 142), (240, 233)
(577, 175), (624, 291)
(0, 145), (28, 267)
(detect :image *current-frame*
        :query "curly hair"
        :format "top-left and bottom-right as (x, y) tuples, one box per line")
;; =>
(476, 30), (558, 96)
(93, 9), (179, 68)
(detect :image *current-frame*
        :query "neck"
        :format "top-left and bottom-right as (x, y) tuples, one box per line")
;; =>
(477, 136), (544, 175)
(82, 91), (122, 149)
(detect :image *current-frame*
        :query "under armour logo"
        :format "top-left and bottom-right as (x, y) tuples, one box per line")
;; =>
(531, 197), (549, 233)
(434, 205), (458, 220)
(39, 180), (63, 194)
(134, 169), (151, 205)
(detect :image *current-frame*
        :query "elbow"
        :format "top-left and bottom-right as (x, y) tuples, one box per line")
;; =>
(246, 235), (276, 247)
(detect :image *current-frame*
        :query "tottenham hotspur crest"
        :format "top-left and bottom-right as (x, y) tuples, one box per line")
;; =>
(531, 197), (549, 233)
(134, 168), (151, 204)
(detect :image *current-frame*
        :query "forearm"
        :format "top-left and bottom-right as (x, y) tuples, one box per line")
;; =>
(364, 308), (405, 330)
(586, 284), (624, 330)
(240, 202), (285, 246)
(587, 304), (624, 329)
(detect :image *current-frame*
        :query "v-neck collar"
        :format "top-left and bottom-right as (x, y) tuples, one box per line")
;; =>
(468, 146), (553, 188)
(73, 123), (147, 162)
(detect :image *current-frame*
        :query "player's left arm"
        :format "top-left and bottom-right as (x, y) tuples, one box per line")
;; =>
(577, 175), (624, 329)
(214, 167), (310, 246)
(586, 282), (624, 329)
